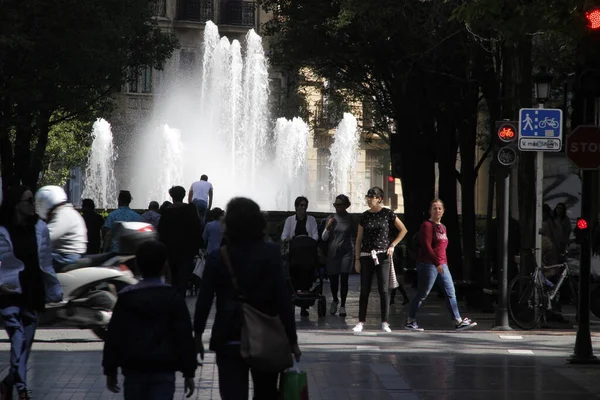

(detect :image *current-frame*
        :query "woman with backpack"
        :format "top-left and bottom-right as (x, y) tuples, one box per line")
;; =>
(405, 199), (477, 331)
(353, 187), (408, 333)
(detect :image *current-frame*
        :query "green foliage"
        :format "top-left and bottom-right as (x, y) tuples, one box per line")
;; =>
(38, 118), (93, 187)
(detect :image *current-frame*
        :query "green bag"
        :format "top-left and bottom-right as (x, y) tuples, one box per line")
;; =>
(279, 366), (309, 400)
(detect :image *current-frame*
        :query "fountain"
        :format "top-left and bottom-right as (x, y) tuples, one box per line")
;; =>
(152, 124), (184, 203)
(329, 113), (363, 211)
(81, 118), (117, 209)
(273, 117), (309, 209)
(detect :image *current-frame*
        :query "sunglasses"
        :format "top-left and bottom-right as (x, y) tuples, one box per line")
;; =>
(333, 202), (345, 207)
(297, 204), (308, 208)
(20, 198), (34, 204)
(365, 195), (379, 199)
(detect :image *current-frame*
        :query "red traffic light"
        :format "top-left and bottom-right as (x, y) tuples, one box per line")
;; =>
(586, 9), (600, 29)
(497, 125), (516, 142)
(577, 218), (588, 230)
(387, 175), (395, 183)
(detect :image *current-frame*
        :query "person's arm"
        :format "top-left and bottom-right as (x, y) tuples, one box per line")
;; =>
(390, 217), (408, 247)
(172, 293), (197, 379)
(354, 224), (363, 272)
(281, 217), (292, 242)
(188, 185), (194, 204)
(202, 223), (209, 248)
(309, 216), (319, 241)
(208, 187), (213, 210)
(102, 298), (125, 377)
(419, 222), (438, 266)
(103, 215), (113, 252)
(321, 216), (334, 241)
(194, 253), (217, 336)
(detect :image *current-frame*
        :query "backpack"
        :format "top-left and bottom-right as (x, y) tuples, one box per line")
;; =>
(407, 220), (432, 259)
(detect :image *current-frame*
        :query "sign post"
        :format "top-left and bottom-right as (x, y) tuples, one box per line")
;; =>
(518, 107), (563, 277)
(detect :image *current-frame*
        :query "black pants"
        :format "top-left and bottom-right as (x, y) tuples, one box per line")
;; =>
(330, 273), (349, 307)
(358, 254), (390, 322)
(216, 346), (279, 400)
(168, 257), (194, 294)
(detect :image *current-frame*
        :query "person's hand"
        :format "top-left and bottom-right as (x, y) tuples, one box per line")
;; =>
(325, 218), (335, 232)
(354, 259), (361, 273)
(387, 246), (395, 257)
(195, 335), (205, 360)
(436, 265), (444, 274)
(184, 377), (195, 398)
(106, 376), (120, 393)
(291, 343), (302, 362)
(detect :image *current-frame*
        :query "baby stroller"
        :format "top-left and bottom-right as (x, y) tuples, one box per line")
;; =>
(286, 235), (327, 318)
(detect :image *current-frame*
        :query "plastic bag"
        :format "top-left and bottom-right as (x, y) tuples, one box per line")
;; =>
(192, 252), (206, 279)
(279, 361), (309, 400)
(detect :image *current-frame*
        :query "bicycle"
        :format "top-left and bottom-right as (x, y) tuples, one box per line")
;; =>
(538, 117), (559, 129)
(508, 249), (578, 330)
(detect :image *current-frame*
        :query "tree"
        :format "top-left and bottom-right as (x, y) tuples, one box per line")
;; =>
(0, 0), (178, 191)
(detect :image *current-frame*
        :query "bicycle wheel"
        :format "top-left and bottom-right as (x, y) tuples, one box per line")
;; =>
(508, 275), (543, 330)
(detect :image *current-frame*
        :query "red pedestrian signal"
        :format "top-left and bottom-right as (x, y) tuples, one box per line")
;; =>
(387, 175), (395, 183)
(574, 217), (590, 244)
(494, 121), (519, 170)
(586, 9), (600, 29)
(577, 218), (588, 230)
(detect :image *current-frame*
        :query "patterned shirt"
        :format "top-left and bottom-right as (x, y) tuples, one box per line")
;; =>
(104, 206), (143, 252)
(358, 208), (396, 252)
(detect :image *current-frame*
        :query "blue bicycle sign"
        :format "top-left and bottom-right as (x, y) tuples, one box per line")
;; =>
(518, 108), (563, 152)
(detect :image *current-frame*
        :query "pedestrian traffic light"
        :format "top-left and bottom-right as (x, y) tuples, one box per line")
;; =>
(574, 217), (590, 244)
(586, 8), (600, 30)
(494, 121), (519, 173)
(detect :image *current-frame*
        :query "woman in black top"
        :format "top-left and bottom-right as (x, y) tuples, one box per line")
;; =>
(353, 187), (408, 333)
(194, 197), (301, 399)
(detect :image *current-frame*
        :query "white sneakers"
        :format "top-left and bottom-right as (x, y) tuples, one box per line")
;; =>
(352, 322), (392, 333)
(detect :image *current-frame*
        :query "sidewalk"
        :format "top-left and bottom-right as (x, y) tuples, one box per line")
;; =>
(0, 275), (598, 399)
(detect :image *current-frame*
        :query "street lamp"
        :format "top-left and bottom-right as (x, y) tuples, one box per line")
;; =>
(533, 67), (553, 104)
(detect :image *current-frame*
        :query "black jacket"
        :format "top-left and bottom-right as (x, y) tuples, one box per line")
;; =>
(102, 283), (197, 378)
(194, 241), (298, 352)
(157, 203), (202, 261)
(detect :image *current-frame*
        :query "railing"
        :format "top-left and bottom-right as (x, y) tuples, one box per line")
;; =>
(220, 1), (255, 26)
(178, 0), (214, 22)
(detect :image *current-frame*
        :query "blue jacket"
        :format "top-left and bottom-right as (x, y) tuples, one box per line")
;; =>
(0, 220), (63, 302)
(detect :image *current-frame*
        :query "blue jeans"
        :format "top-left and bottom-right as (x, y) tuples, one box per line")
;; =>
(52, 252), (82, 271)
(192, 199), (208, 224)
(408, 263), (461, 321)
(124, 372), (176, 400)
(0, 305), (38, 392)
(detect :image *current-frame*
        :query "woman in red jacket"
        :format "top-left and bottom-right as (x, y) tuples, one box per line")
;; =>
(405, 199), (477, 331)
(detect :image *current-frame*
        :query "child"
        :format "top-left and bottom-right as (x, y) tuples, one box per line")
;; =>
(102, 240), (197, 399)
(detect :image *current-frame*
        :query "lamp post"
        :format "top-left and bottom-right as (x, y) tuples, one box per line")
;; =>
(532, 68), (552, 278)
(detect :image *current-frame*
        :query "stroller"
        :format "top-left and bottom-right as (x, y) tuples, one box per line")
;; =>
(286, 235), (327, 318)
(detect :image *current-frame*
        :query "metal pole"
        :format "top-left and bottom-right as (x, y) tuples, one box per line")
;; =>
(492, 172), (512, 330)
(535, 104), (544, 271)
(569, 171), (599, 364)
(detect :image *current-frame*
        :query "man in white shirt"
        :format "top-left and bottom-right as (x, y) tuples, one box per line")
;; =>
(188, 175), (213, 225)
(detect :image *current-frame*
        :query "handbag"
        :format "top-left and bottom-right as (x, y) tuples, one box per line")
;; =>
(221, 246), (294, 373)
(192, 252), (206, 279)
(279, 361), (309, 400)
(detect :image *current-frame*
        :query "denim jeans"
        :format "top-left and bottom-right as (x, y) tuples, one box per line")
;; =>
(52, 252), (82, 271)
(123, 372), (175, 400)
(192, 199), (208, 225)
(358, 254), (390, 322)
(0, 305), (38, 392)
(408, 263), (461, 321)
(216, 345), (279, 400)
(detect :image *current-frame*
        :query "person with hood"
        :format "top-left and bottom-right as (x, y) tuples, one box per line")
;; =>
(0, 183), (63, 400)
(103, 240), (196, 399)
(157, 186), (203, 293)
(35, 186), (87, 269)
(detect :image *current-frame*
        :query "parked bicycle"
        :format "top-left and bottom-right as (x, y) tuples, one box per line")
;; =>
(508, 248), (578, 330)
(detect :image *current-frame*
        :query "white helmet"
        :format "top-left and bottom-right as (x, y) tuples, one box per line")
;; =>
(35, 185), (68, 220)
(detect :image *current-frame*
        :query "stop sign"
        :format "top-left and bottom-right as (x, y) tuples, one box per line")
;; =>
(566, 125), (600, 169)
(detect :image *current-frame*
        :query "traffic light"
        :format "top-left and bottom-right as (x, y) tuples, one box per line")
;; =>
(574, 217), (590, 245)
(494, 121), (519, 174)
(586, 8), (600, 30)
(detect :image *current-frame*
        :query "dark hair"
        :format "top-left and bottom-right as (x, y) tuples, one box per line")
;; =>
(0, 185), (31, 226)
(158, 201), (172, 214)
(201, 174), (208, 181)
(430, 198), (445, 209)
(335, 194), (351, 207)
(366, 187), (384, 198)
(135, 240), (168, 278)
(208, 207), (224, 221)
(81, 198), (95, 210)
(294, 196), (309, 208)
(148, 201), (159, 211)
(224, 197), (266, 244)
(168, 186), (186, 202)
(554, 202), (567, 218)
(118, 190), (132, 206)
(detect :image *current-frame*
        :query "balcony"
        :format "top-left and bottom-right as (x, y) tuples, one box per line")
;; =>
(220, 1), (256, 26)
(177, 0), (214, 22)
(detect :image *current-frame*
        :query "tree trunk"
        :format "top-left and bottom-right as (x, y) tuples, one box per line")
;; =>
(13, 106), (35, 187)
(29, 108), (52, 190)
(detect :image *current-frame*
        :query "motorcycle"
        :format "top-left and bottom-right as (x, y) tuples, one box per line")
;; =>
(40, 222), (156, 340)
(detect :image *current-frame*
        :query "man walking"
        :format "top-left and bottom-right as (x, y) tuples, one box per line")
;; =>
(188, 175), (213, 225)
(103, 191), (142, 253)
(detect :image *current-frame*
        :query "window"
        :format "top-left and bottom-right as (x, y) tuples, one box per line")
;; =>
(365, 150), (384, 189)
(317, 148), (331, 202)
(127, 66), (153, 93)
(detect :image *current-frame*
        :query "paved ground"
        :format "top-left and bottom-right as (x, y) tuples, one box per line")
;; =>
(1, 275), (599, 399)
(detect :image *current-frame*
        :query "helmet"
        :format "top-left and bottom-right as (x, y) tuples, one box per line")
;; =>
(35, 185), (68, 220)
